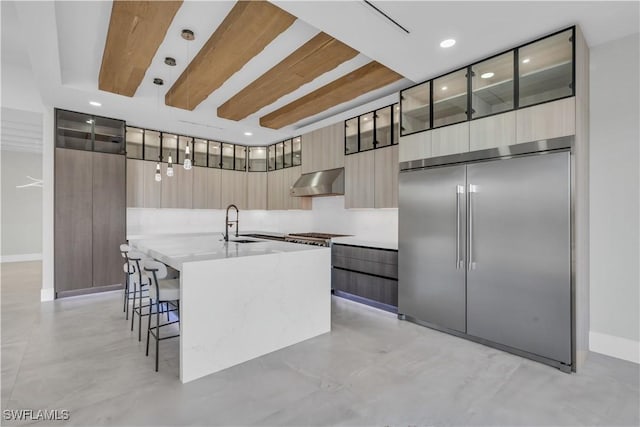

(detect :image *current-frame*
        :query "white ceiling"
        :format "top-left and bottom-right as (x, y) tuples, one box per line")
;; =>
(4, 1), (639, 146)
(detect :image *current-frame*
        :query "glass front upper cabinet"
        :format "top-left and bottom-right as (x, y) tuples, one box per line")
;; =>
(345, 117), (358, 154)
(248, 147), (267, 172)
(161, 133), (178, 163)
(93, 116), (125, 154)
(193, 138), (207, 167)
(177, 136), (192, 164)
(55, 110), (93, 150)
(292, 137), (301, 166)
(393, 104), (399, 145)
(400, 82), (430, 135)
(275, 142), (284, 169)
(268, 145), (276, 171)
(518, 28), (574, 108)
(375, 106), (392, 148)
(283, 139), (293, 168)
(234, 145), (247, 171)
(126, 127), (143, 159)
(359, 112), (375, 151)
(221, 143), (234, 170)
(144, 130), (161, 161)
(433, 69), (468, 128)
(471, 51), (514, 119)
(208, 141), (221, 168)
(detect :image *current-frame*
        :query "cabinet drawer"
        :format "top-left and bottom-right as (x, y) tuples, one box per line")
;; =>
(332, 268), (398, 306)
(332, 244), (398, 265)
(332, 256), (398, 279)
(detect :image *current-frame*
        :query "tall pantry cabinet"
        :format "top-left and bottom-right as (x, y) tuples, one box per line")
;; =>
(54, 109), (126, 298)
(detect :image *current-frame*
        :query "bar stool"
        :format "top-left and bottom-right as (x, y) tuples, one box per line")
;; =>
(127, 251), (152, 342)
(143, 259), (180, 372)
(119, 244), (138, 320)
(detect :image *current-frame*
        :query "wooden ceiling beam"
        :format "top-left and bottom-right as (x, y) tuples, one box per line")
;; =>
(217, 32), (359, 121)
(259, 61), (403, 129)
(165, 1), (296, 111)
(99, 1), (183, 97)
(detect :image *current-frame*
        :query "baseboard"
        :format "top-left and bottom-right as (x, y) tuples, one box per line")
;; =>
(589, 331), (640, 364)
(40, 287), (54, 302)
(0, 253), (42, 263)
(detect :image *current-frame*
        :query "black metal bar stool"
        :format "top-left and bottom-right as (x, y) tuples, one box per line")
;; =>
(143, 259), (180, 372)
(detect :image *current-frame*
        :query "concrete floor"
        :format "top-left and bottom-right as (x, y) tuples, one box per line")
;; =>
(1, 261), (639, 426)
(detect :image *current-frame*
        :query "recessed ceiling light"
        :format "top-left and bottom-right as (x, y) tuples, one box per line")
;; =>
(441, 86), (448, 91)
(181, 29), (195, 41)
(86, 119), (93, 124)
(89, 101), (101, 107)
(363, 117), (368, 120)
(164, 57), (176, 66)
(522, 58), (530, 64)
(480, 72), (495, 79)
(440, 39), (456, 48)
(153, 78), (164, 86)
(244, 132), (253, 136)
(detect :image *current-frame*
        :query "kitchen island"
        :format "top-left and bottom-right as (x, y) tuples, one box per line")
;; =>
(131, 234), (331, 383)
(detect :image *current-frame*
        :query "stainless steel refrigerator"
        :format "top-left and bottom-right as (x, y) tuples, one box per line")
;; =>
(398, 145), (572, 371)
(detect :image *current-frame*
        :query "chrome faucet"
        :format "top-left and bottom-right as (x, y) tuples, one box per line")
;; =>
(224, 204), (239, 242)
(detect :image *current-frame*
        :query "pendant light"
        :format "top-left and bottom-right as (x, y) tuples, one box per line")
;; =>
(167, 155), (174, 177)
(154, 162), (162, 182)
(184, 143), (192, 170)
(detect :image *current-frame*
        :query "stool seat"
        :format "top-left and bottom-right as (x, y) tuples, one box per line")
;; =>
(149, 278), (180, 301)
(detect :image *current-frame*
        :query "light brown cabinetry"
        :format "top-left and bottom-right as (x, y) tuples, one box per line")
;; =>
(247, 172), (268, 210)
(192, 167), (222, 209)
(143, 161), (162, 208)
(374, 145), (399, 208)
(470, 111), (516, 151)
(267, 169), (285, 210)
(516, 96), (576, 144)
(126, 159), (144, 207)
(345, 150), (375, 209)
(399, 130), (431, 162)
(431, 122), (469, 156)
(55, 148), (126, 297)
(346, 146), (398, 209)
(161, 164), (193, 209)
(301, 122), (344, 173)
(220, 170), (247, 209)
(284, 167), (311, 210)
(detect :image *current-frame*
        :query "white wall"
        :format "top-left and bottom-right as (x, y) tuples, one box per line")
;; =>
(0, 150), (43, 260)
(589, 32), (640, 363)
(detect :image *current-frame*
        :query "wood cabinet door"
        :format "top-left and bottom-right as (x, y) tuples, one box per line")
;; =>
(55, 148), (94, 294)
(143, 161), (162, 208)
(322, 122), (345, 170)
(160, 163), (178, 208)
(516, 97), (576, 144)
(177, 165), (193, 209)
(399, 130), (432, 162)
(470, 111), (516, 151)
(220, 170), (247, 210)
(267, 169), (284, 210)
(92, 152), (126, 288)
(345, 150), (375, 209)
(206, 168), (222, 209)
(247, 172), (267, 210)
(192, 167), (208, 209)
(126, 159), (144, 207)
(374, 145), (399, 208)
(431, 121), (470, 157)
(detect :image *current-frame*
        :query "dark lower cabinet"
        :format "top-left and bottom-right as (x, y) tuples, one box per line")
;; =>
(331, 243), (398, 311)
(55, 148), (126, 297)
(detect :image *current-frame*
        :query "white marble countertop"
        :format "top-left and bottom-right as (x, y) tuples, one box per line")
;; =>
(331, 236), (398, 251)
(131, 233), (325, 270)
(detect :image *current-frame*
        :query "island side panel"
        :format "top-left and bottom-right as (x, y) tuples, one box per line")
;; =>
(179, 248), (331, 383)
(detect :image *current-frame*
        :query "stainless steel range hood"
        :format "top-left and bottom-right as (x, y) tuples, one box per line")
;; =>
(289, 167), (344, 197)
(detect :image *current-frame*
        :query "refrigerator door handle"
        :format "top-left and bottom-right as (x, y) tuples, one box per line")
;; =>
(468, 184), (477, 270)
(456, 185), (464, 269)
